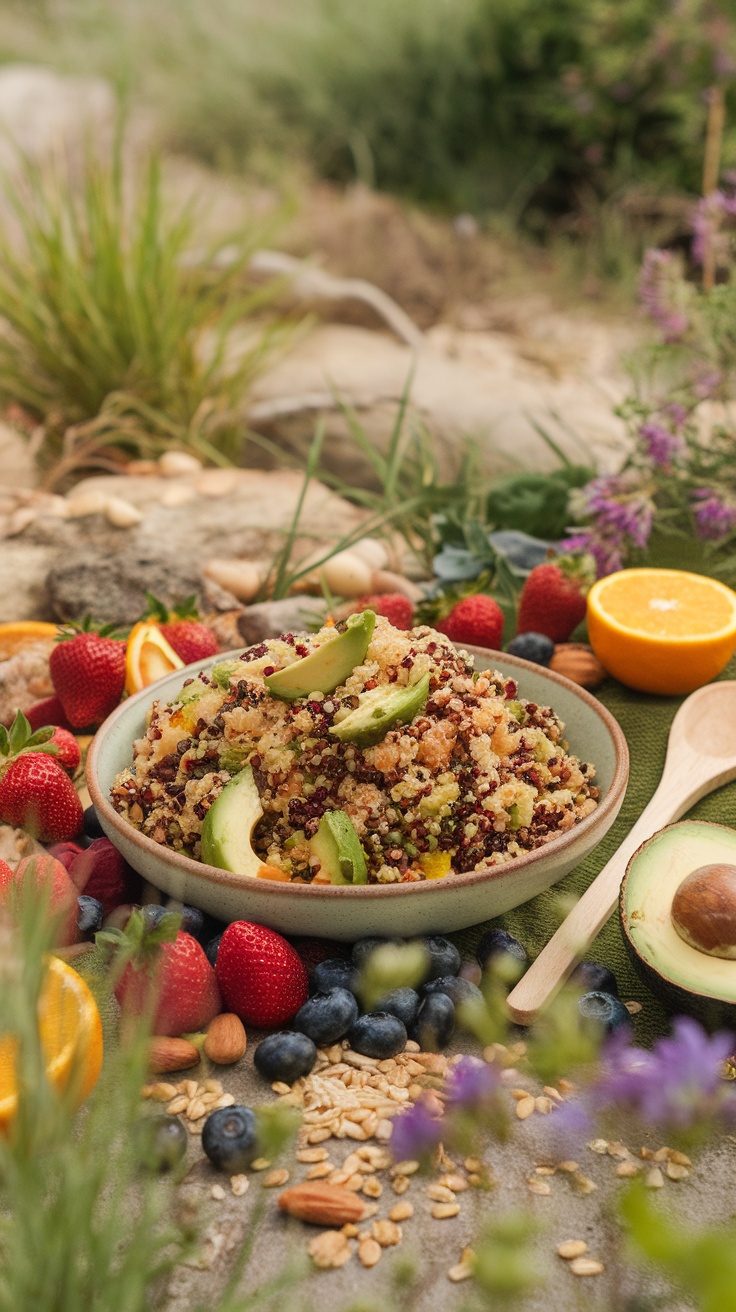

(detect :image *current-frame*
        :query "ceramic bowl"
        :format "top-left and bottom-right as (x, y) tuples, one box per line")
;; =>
(87, 646), (629, 941)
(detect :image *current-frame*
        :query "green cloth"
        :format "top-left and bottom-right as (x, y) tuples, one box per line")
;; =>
(453, 656), (736, 1044)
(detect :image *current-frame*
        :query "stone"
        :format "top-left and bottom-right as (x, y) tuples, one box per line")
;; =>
(0, 65), (115, 172)
(237, 597), (330, 646)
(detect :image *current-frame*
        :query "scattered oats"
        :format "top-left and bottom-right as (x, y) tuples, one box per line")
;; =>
(362, 1176), (383, 1199)
(570, 1258), (604, 1277)
(405, 1039), (420, 1052)
(464, 1157), (482, 1173)
(588, 1139), (609, 1155)
(308, 1230), (352, 1270)
(271, 1082), (292, 1095)
(391, 1175), (410, 1196)
(375, 1120), (393, 1142)
(616, 1162), (641, 1178)
(213, 1094), (235, 1110)
(557, 1240), (587, 1260)
(167, 1096), (189, 1115)
(535, 1096), (553, 1115)
(511, 1087), (532, 1101)
(308, 1128), (332, 1144)
(431, 1202), (461, 1219)
(670, 1150), (691, 1167)
(534, 1166), (556, 1177)
(358, 1238), (382, 1268)
(307, 1162), (333, 1180)
(210, 1184), (226, 1201)
(441, 1173), (469, 1192)
(515, 1096), (535, 1121)
(372, 1219), (401, 1247)
(342, 1223), (359, 1238)
(358, 1146), (391, 1168)
(645, 1167), (665, 1190)
(328, 1170), (351, 1187)
(251, 1158), (271, 1171)
(528, 1179), (552, 1196)
(181, 1080), (199, 1098)
(624, 1001), (642, 1014)
(262, 1169), (289, 1188)
(666, 1162), (690, 1181)
(389, 1201), (413, 1222)
(427, 1183), (456, 1203)
(343, 1120), (370, 1140)
(557, 1161), (579, 1174)
(230, 1175), (249, 1197)
(390, 1160), (421, 1177)
(572, 1174), (597, 1195)
(344, 1174), (364, 1192)
(543, 1086), (563, 1103)
(187, 1098), (206, 1121)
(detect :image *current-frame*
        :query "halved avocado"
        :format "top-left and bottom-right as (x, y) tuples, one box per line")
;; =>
(310, 811), (368, 884)
(330, 672), (430, 748)
(620, 820), (736, 1029)
(265, 611), (376, 702)
(200, 765), (269, 878)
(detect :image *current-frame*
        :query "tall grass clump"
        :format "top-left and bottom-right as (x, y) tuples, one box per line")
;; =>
(0, 148), (284, 468)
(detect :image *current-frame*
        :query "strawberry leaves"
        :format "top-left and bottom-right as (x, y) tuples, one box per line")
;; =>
(0, 709), (59, 764)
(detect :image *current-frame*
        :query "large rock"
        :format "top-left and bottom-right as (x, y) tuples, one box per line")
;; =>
(0, 65), (115, 171)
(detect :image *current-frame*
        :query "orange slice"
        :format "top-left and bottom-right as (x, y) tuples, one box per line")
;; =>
(587, 568), (736, 695)
(0, 621), (58, 660)
(125, 621), (184, 695)
(0, 955), (103, 1131)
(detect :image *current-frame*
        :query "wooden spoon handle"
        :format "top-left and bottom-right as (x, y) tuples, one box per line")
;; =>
(505, 757), (720, 1026)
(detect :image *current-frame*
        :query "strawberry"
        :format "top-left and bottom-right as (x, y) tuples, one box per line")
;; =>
(47, 840), (85, 871)
(25, 696), (75, 733)
(49, 621), (126, 730)
(0, 853), (79, 945)
(516, 556), (594, 643)
(0, 710), (83, 842)
(215, 921), (308, 1028)
(69, 837), (140, 915)
(144, 593), (219, 665)
(356, 594), (414, 630)
(436, 594), (504, 649)
(101, 909), (221, 1037)
(49, 727), (81, 774)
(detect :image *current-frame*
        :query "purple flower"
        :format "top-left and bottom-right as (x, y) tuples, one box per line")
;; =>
(391, 1100), (443, 1162)
(560, 530), (625, 579)
(446, 1056), (500, 1109)
(692, 188), (736, 267)
(639, 420), (685, 468)
(666, 402), (688, 431)
(593, 1017), (736, 1130)
(639, 249), (689, 342)
(581, 476), (654, 550)
(545, 1097), (594, 1159)
(692, 488), (736, 540)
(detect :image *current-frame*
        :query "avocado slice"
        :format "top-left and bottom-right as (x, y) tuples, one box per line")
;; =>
(200, 765), (266, 877)
(620, 819), (736, 1028)
(265, 611), (375, 702)
(310, 811), (368, 884)
(330, 672), (430, 748)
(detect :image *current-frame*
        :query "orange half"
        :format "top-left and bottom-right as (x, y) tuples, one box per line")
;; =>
(125, 621), (184, 695)
(587, 568), (736, 695)
(0, 955), (103, 1130)
(0, 621), (58, 660)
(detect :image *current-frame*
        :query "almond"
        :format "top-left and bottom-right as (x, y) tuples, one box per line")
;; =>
(549, 643), (607, 689)
(278, 1182), (366, 1227)
(148, 1036), (200, 1074)
(203, 1013), (247, 1065)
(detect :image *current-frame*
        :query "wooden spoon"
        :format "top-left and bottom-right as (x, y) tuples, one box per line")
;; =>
(507, 680), (736, 1025)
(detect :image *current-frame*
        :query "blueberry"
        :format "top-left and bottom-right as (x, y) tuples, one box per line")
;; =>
(76, 894), (104, 937)
(506, 632), (555, 666)
(375, 987), (420, 1030)
(411, 993), (455, 1051)
(294, 988), (359, 1046)
(577, 991), (632, 1036)
(253, 1032), (318, 1084)
(311, 958), (361, 997)
(142, 904), (173, 932)
(178, 904), (205, 942)
(202, 1105), (258, 1173)
(348, 1012), (407, 1059)
(476, 929), (528, 973)
(413, 935), (461, 982)
(423, 975), (484, 1010)
(83, 804), (105, 841)
(204, 933), (223, 969)
(135, 1114), (188, 1173)
(570, 961), (619, 997)
(351, 937), (400, 969)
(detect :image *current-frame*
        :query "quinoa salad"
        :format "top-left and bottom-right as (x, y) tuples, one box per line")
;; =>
(111, 615), (600, 884)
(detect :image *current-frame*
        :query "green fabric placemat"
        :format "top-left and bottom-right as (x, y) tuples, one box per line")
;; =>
(453, 656), (736, 1044)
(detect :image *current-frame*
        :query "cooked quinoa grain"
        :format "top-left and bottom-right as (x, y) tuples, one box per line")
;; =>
(111, 616), (599, 883)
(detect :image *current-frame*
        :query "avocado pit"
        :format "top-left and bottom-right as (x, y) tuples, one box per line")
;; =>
(671, 862), (736, 960)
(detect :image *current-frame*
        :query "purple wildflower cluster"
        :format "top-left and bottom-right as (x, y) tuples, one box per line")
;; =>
(562, 474), (655, 578)
(390, 1057), (501, 1162)
(692, 185), (736, 268)
(691, 488), (736, 541)
(640, 420), (686, 469)
(639, 248), (689, 342)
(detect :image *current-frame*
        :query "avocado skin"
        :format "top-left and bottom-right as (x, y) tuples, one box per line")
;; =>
(330, 672), (430, 748)
(200, 765), (264, 876)
(619, 877), (736, 1032)
(265, 610), (376, 702)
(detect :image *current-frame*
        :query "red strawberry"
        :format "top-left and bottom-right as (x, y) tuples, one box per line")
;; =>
(215, 921), (308, 1028)
(516, 557), (593, 643)
(69, 837), (140, 915)
(25, 696), (75, 733)
(143, 592), (219, 665)
(0, 853), (79, 944)
(436, 594), (504, 649)
(48, 727), (80, 774)
(49, 624), (126, 729)
(356, 594), (414, 630)
(47, 840), (85, 871)
(0, 752), (83, 842)
(111, 914), (222, 1037)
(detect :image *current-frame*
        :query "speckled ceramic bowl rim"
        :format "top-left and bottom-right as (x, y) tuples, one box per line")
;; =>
(88, 645), (629, 902)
